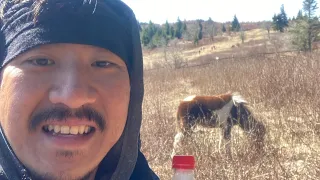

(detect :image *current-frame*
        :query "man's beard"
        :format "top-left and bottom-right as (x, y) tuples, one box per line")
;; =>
(27, 163), (95, 180)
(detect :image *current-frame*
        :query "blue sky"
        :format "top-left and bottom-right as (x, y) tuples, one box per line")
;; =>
(121, 0), (320, 24)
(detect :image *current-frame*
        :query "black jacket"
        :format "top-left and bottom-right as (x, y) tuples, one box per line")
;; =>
(0, 147), (159, 180)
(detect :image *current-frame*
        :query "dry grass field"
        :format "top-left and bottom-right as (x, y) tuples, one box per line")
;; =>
(142, 29), (292, 70)
(140, 45), (320, 179)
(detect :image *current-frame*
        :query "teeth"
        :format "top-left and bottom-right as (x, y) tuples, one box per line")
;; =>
(54, 125), (60, 133)
(60, 126), (70, 134)
(79, 125), (85, 134)
(44, 125), (93, 135)
(48, 125), (54, 131)
(70, 126), (79, 135)
(84, 126), (90, 133)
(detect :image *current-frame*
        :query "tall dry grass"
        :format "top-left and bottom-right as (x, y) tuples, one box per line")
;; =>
(141, 51), (320, 180)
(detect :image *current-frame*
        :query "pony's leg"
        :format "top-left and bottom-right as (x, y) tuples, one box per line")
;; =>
(172, 115), (197, 158)
(183, 115), (196, 136)
(171, 131), (196, 158)
(223, 124), (232, 158)
(171, 132), (185, 158)
(236, 104), (266, 156)
(220, 123), (232, 159)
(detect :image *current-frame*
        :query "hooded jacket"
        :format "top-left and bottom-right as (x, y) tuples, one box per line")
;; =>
(0, 0), (159, 179)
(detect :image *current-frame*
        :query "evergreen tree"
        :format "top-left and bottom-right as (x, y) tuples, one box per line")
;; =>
(197, 20), (203, 40)
(207, 17), (215, 41)
(280, 4), (289, 28)
(272, 5), (289, 32)
(183, 21), (187, 32)
(222, 24), (227, 33)
(289, 0), (319, 51)
(174, 17), (183, 39)
(289, 20), (309, 51)
(140, 21), (162, 48)
(170, 26), (175, 38)
(141, 29), (149, 46)
(297, 9), (304, 20)
(272, 14), (278, 31)
(231, 15), (241, 32)
(303, 0), (318, 19)
(164, 20), (170, 36)
(303, 0), (319, 51)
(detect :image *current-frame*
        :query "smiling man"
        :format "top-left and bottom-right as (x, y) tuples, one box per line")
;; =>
(0, 0), (158, 180)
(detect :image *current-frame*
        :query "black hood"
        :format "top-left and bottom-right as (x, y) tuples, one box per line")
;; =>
(0, 0), (152, 179)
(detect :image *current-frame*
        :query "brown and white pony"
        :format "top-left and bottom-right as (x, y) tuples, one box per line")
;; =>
(172, 92), (266, 158)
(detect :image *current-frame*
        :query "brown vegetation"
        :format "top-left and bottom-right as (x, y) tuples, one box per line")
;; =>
(141, 50), (320, 179)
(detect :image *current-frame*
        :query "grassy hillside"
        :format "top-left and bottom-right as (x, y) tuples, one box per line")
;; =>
(142, 28), (293, 70)
(140, 28), (320, 179)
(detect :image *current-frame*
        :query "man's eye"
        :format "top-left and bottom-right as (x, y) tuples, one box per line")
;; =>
(29, 58), (55, 66)
(92, 61), (112, 68)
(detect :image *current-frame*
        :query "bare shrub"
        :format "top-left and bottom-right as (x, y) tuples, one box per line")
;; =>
(163, 41), (188, 69)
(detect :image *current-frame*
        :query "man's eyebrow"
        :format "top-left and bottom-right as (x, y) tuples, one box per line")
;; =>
(95, 48), (111, 54)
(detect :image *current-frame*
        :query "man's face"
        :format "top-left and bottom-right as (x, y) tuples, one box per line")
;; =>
(0, 44), (130, 179)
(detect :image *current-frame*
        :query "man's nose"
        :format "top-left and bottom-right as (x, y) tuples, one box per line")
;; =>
(49, 69), (97, 108)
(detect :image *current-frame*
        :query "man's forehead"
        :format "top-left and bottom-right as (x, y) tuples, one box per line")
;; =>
(0, 0), (131, 70)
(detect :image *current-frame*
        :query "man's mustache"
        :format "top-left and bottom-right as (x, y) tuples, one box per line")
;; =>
(29, 106), (105, 132)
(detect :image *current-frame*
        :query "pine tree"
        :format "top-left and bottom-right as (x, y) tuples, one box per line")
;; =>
(147, 21), (156, 39)
(141, 29), (149, 46)
(164, 20), (170, 36)
(140, 21), (160, 48)
(193, 31), (199, 46)
(303, 0), (318, 19)
(297, 10), (304, 20)
(280, 4), (289, 29)
(231, 15), (241, 32)
(207, 17), (215, 41)
(222, 24), (226, 33)
(174, 17), (183, 39)
(183, 21), (187, 32)
(170, 26), (175, 38)
(289, 0), (319, 51)
(303, 0), (319, 51)
(197, 20), (203, 40)
(272, 5), (289, 32)
(272, 14), (279, 31)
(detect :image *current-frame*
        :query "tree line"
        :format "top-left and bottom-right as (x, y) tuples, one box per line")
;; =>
(139, 15), (242, 49)
(140, 0), (319, 52)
